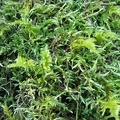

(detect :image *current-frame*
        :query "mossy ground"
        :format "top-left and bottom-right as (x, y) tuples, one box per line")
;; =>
(0, 0), (120, 120)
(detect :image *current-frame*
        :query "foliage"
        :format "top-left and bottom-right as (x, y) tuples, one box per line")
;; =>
(99, 96), (120, 120)
(0, 0), (120, 120)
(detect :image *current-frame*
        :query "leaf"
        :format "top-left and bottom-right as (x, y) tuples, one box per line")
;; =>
(41, 96), (67, 111)
(94, 30), (116, 44)
(0, 25), (11, 36)
(7, 56), (35, 71)
(40, 45), (52, 73)
(20, 1), (32, 21)
(99, 98), (120, 120)
(109, 6), (120, 16)
(83, 38), (98, 54)
(3, 102), (15, 120)
(70, 37), (98, 54)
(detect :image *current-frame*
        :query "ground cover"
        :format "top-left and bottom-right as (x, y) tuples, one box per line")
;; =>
(0, 0), (120, 120)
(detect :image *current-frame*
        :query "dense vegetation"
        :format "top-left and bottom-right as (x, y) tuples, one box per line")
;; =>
(0, 0), (120, 120)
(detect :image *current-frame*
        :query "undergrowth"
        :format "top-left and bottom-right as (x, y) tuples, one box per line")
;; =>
(0, 0), (120, 120)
